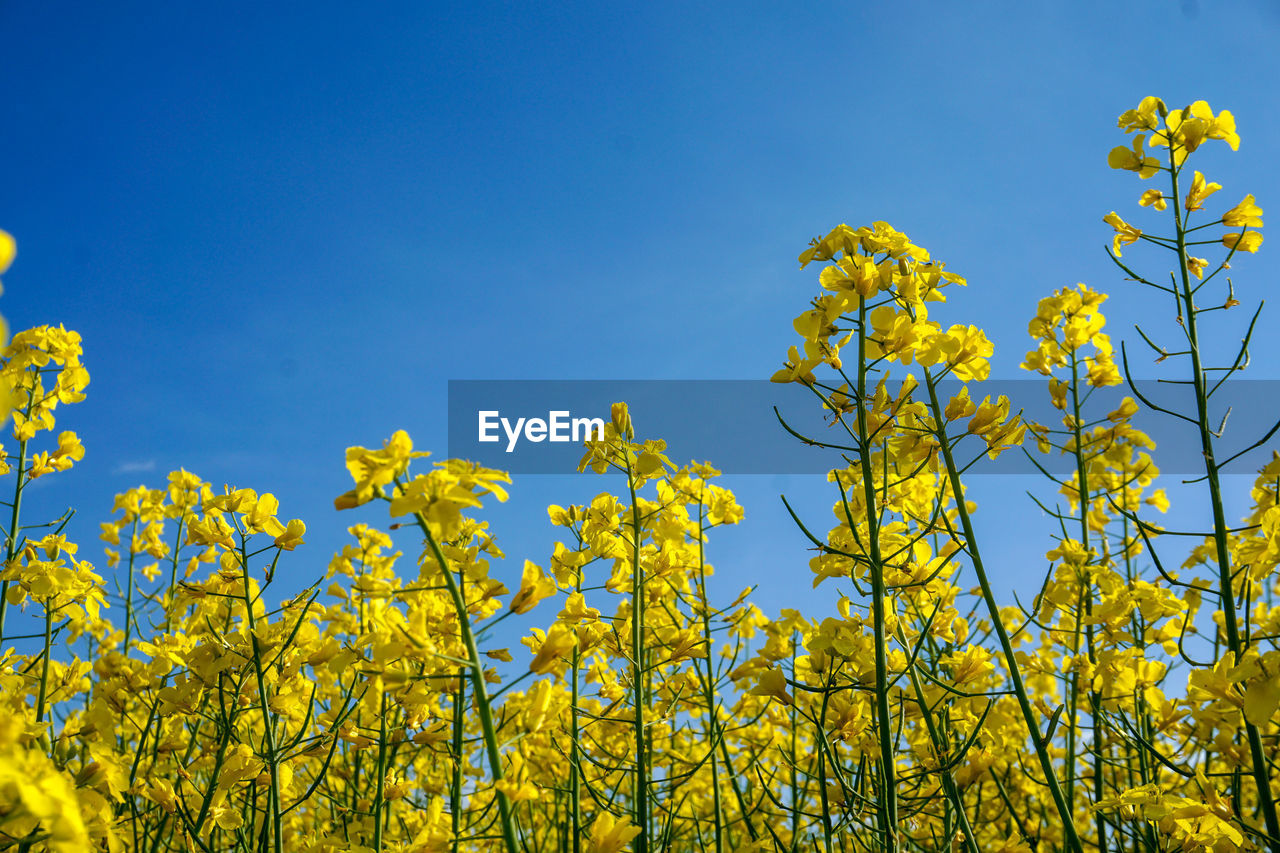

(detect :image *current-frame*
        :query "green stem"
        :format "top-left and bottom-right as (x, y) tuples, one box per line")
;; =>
(1166, 155), (1280, 850)
(905, 664), (981, 853)
(569, 632), (581, 853)
(123, 517), (139, 656)
(34, 604), (53, 727)
(817, 676), (834, 853)
(1068, 353), (1108, 851)
(624, 454), (649, 853)
(0, 437), (29, 645)
(692, 498), (724, 853)
(373, 690), (388, 851)
(855, 300), (899, 851)
(412, 511), (521, 853)
(924, 369), (1085, 853)
(240, 540), (283, 853)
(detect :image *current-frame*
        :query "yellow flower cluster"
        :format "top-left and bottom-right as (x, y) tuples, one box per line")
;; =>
(0, 95), (1276, 853)
(1107, 96), (1263, 259)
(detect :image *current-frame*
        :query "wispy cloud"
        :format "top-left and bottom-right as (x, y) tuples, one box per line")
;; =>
(113, 459), (157, 475)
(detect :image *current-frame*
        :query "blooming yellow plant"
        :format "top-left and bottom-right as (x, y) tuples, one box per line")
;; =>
(0, 95), (1277, 853)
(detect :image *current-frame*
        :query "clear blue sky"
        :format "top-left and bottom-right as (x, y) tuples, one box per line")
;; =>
(3, 1), (1279, 634)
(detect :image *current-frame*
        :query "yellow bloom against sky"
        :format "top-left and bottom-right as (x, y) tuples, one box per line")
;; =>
(2, 3), (1278, 632)
(3, 9), (1280, 851)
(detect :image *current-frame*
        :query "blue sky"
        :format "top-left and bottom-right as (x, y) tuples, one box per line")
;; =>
(3, 1), (1279, 639)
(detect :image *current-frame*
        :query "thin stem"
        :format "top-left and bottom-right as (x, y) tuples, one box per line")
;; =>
(0, 437), (29, 644)
(625, 452), (649, 853)
(1166, 154), (1280, 850)
(924, 369), (1086, 853)
(855, 300), (899, 851)
(411, 509), (521, 853)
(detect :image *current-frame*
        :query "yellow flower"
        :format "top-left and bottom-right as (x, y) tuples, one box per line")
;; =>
(388, 460), (510, 538)
(1108, 397), (1139, 423)
(273, 518), (306, 550)
(241, 491), (287, 537)
(0, 717), (90, 852)
(1145, 489), (1170, 513)
(748, 667), (793, 705)
(967, 395), (1010, 436)
(1138, 189), (1167, 211)
(509, 559), (556, 614)
(0, 229), (14, 274)
(1103, 211), (1142, 256)
(528, 623), (576, 674)
(335, 429), (429, 509)
(1190, 99), (1240, 150)
(28, 431), (85, 480)
(771, 344), (822, 384)
(558, 592), (601, 624)
(0, 230), (11, 344)
(1107, 134), (1160, 178)
(1184, 171), (1221, 211)
(1223, 231), (1263, 253)
(1222, 194), (1263, 228)
(917, 324), (993, 382)
(868, 304), (936, 366)
(610, 401), (633, 439)
(585, 812), (642, 853)
(1117, 96), (1164, 132)
(940, 646), (995, 686)
(944, 387), (975, 421)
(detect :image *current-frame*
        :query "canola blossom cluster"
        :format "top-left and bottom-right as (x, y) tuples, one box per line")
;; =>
(0, 97), (1275, 853)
